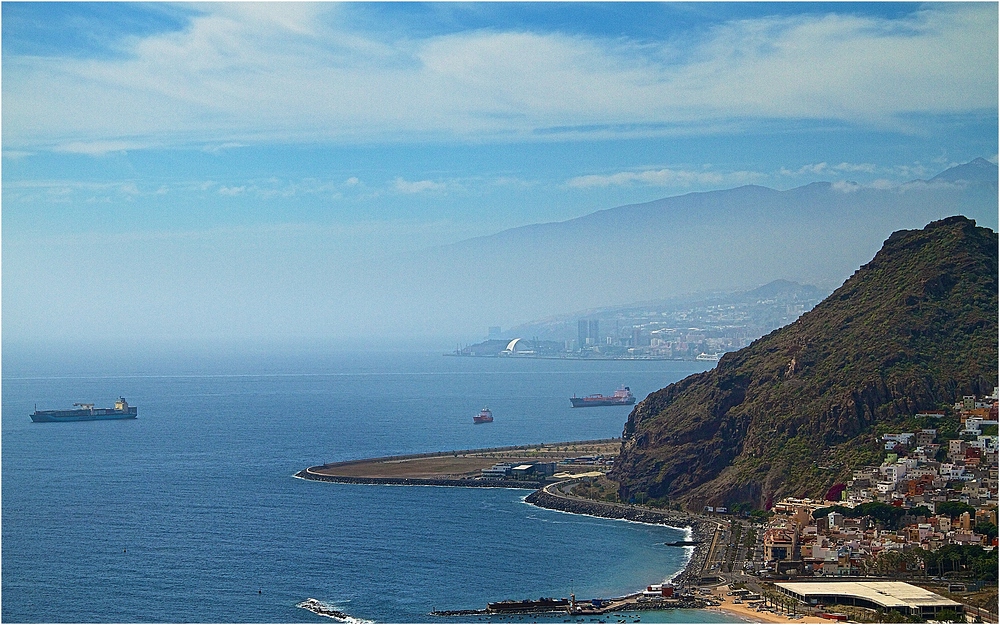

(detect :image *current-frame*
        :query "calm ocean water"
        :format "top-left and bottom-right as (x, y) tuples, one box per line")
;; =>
(2, 349), (738, 623)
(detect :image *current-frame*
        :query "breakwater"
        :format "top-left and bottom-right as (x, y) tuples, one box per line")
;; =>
(296, 469), (543, 490)
(313, 439), (619, 470)
(524, 488), (717, 586)
(429, 595), (711, 617)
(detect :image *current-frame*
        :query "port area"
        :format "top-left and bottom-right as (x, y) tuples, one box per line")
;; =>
(296, 439), (619, 487)
(430, 595), (709, 618)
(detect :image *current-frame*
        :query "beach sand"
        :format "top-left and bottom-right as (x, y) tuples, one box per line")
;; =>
(707, 593), (828, 624)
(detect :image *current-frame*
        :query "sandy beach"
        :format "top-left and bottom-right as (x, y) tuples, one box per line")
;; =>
(708, 592), (828, 624)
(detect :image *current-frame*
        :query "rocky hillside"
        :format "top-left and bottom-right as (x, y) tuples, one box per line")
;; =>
(609, 216), (998, 511)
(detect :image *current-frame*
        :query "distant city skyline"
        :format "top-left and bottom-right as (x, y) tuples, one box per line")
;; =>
(3, 3), (997, 347)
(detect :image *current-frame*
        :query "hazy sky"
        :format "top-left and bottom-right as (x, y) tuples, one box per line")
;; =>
(3, 2), (997, 348)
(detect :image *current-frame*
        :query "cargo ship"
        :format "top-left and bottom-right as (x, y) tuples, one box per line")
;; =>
(473, 407), (494, 423)
(30, 397), (137, 423)
(488, 598), (569, 613)
(570, 386), (635, 407)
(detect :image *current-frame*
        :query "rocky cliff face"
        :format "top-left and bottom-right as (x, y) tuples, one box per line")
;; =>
(609, 216), (998, 511)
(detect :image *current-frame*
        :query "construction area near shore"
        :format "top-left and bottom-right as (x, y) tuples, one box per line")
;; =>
(304, 439), (619, 481)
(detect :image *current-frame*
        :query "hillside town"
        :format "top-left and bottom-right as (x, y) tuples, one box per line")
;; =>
(759, 390), (998, 577)
(687, 391), (998, 622)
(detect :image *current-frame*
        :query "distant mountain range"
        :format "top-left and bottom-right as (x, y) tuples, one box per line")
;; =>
(393, 159), (997, 338)
(608, 216), (998, 511)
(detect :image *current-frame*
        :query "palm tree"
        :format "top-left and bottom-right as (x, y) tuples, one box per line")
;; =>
(948, 552), (961, 577)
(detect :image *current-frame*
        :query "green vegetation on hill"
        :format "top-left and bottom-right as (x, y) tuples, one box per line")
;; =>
(935, 501), (977, 519)
(609, 216), (998, 511)
(922, 544), (999, 581)
(810, 502), (932, 530)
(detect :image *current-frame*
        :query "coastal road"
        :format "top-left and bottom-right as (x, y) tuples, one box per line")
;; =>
(701, 522), (724, 578)
(699, 518), (766, 592)
(704, 519), (747, 580)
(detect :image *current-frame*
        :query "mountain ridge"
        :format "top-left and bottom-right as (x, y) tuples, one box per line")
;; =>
(395, 159), (997, 337)
(608, 215), (998, 511)
(439, 159), (997, 251)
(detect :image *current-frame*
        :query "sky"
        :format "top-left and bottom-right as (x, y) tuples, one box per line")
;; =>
(3, 2), (998, 350)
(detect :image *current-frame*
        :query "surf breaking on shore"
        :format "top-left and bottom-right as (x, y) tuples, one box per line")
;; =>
(296, 598), (373, 623)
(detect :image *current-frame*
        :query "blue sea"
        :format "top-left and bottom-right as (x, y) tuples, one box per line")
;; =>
(2, 348), (740, 623)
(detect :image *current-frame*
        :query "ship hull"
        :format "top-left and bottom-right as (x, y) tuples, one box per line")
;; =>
(30, 409), (137, 423)
(488, 599), (569, 613)
(569, 398), (636, 407)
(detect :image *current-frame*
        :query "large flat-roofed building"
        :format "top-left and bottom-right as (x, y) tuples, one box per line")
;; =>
(775, 581), (962, 619)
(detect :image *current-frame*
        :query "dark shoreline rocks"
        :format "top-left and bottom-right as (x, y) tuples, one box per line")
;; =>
(524, 488), (717, 586)
(296, 598), (355, 621)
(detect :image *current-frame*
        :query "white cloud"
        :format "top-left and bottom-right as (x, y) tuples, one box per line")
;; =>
(52, 140), (147, 156)
(829, 177), (970, 193)
(890, 164), (937, 180)
(793, 163), (829, 175)
(3, 179), (151, 203)
(3, 150), (35, 160)
(566, 167), (758, 189)
(832, 162), (878, 174)
(830, 181), (861, 193)
(393, 178), (448, 194)
(782, 161), (903, 178)
(3, 3), (995, 151)
(201, 142), (248, 154)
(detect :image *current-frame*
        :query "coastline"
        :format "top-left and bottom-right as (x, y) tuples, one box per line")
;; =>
(524, 486), (717, 587)
(299, 465), (728, 619)
(297, 442), (720, 597)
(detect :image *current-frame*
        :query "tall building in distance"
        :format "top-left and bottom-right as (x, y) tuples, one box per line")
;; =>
(632, 327), (644, 348)
(577, 319), (600, 347)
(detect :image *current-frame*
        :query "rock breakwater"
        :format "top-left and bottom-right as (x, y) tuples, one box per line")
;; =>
(524, 488), (716, 585)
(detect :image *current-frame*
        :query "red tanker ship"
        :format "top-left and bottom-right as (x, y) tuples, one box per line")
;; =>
(570, 386), (635, 407)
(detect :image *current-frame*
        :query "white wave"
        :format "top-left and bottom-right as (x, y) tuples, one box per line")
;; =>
(521, 495), (692, 533)
(296, 598), (373, 623)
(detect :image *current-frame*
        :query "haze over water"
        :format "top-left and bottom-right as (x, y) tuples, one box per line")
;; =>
(3, 4), (996, 622)
(4, 3), (997, 347)
(2, 349), (742, 623)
